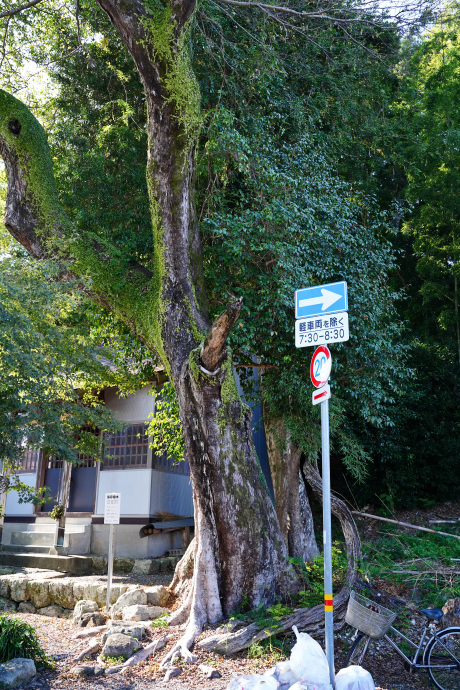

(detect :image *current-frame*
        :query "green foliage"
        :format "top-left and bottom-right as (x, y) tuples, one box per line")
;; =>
(0, 614), (54, 668)
(0, 225), (149, 486)
(231, 600), (294, 633)
(151, 613), (169, 629)
(361, 524), (460, 607)
(147, 382), (185, 462)
(48, 504), (65, 521)
(247, 636), (289, 662)
(290, 543), (347, 608)
(101, 655), (126, 665)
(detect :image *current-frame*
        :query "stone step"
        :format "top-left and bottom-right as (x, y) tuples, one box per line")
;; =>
(2, 544), (51, 554)
(11, 531), (55, 547)
(0, 552), (91, 574)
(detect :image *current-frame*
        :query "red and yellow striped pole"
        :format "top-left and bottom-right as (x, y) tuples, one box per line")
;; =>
(324, 595), (333, 613)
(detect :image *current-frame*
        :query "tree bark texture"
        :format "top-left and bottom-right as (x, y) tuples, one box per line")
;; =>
(264, 417), (319, 562)
(199, 457), (362, 655)
(0, 0), (296, 664)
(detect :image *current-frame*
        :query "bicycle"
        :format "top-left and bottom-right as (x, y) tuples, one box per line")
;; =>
(344, 579), (460, 690)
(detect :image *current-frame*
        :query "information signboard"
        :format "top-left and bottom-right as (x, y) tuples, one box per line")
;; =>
(104, 493), (121, 525)
(295, 311), (349, 348)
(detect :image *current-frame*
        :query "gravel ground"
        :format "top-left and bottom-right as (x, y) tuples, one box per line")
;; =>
(9, 606), (429, 690)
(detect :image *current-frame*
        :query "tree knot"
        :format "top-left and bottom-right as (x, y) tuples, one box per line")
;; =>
(8, 119), (21, 136)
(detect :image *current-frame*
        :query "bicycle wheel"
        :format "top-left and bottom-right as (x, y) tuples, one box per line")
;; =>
(345, 632), (371, 666)
(423, 627), (460, 690)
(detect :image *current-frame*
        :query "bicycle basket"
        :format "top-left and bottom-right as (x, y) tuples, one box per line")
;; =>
(345, 590), (397, 639)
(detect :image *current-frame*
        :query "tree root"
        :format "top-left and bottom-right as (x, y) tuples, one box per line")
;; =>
(160, 505), (224, 668)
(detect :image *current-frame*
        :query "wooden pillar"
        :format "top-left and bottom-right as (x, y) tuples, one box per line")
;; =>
(53, 462), (72, 549)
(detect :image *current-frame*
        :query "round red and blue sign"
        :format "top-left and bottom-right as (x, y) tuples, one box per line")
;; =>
(310, 346), (332, 388)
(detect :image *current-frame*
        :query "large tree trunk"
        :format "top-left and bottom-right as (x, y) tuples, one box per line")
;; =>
(264, 417), (319, 562)
(0, 0), (296, 666)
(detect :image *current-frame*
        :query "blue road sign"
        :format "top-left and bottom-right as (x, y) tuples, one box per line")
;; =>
(295, 281), (347, 319)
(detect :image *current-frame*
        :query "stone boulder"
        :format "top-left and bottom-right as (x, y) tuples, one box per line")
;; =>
(0, 598), (16, 613)
(0, 658), (36, 688)
(26, 580), (51, 609)
(101, 633), (140, 660)
(91, 556), (108, 572)
(37, 605), (65, 618)
(8, 578), (29, 603)
(442, 597), (460, 627)
(145, 585), (169, 607)
(69, 665), (105, 678)
(48, 580), (76, 609)
(18, 602), (36, 614)
(111, 587), (146, 619)
(95, 584), (128, 607)
(122, 605), (168, 622)
(113, 558), (134, 574)
(73, 599), (99, 626)
(80, 611), (108, 628)
(0, 579), (10, 599)
(102, 622), (145, 644)
(73, 581), (100, 604)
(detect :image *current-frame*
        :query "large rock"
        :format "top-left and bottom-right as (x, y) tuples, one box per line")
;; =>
(145, 585), (168, 607)
(18, 602), (36, 614)
(73, 581), (100, 604)
(26, 580), (51, 609)
(37, 604), (65, 618)
(8, 578), (29, 603)
(442, 597), (460, 627)
(80, 611), (107, 628)
(122, 605), (168, 622)
(0, 578), (10, 599)
(101, 633), (140, 660)
(48, 580), (76, 609)
(102, 622), (145, 643)
(113, 558), (134, 574)
(95, 584), (128, 607)
(0, 658), (36, 688)
(0, 599), (16, 613)
(111, 587), (146, 619)
(73, 600), (99, 626)
(91, 556), (108, 572)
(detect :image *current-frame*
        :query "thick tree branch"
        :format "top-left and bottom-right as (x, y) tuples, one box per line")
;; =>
(200, 298), (242, 371)
(0, 0), (45, 19)
(302, 458), (362, 587)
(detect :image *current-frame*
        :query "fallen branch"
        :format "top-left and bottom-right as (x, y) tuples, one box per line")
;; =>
(73, 639), (100, 662)
(352, 511), (460, 541)
(197, 602), (348, 655)
(392, 569), (460, 576)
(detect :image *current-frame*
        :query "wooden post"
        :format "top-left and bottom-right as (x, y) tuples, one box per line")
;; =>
(53, 462), (72, 550)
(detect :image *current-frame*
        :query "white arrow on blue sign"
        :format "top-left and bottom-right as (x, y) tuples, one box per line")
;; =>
(295, 281), (347, 319)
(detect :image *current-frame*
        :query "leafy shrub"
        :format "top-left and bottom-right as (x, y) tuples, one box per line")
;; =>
(0, 614), (54, 668)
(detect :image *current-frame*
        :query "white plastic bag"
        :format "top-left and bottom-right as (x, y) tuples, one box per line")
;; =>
(289, 682), (332, 690)
(263, 661), (299, 690)
(335, 666), (375, 690)
(227, 674), (279, 690)
(289, 626), (330, 686)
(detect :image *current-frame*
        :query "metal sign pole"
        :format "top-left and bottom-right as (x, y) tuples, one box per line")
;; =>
(106, 523), (115, 611)
(321, 397), (335, 688)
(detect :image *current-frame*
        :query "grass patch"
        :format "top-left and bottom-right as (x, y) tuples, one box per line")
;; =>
(0, 614), (54, 668)
(361, 525), (460, 607)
